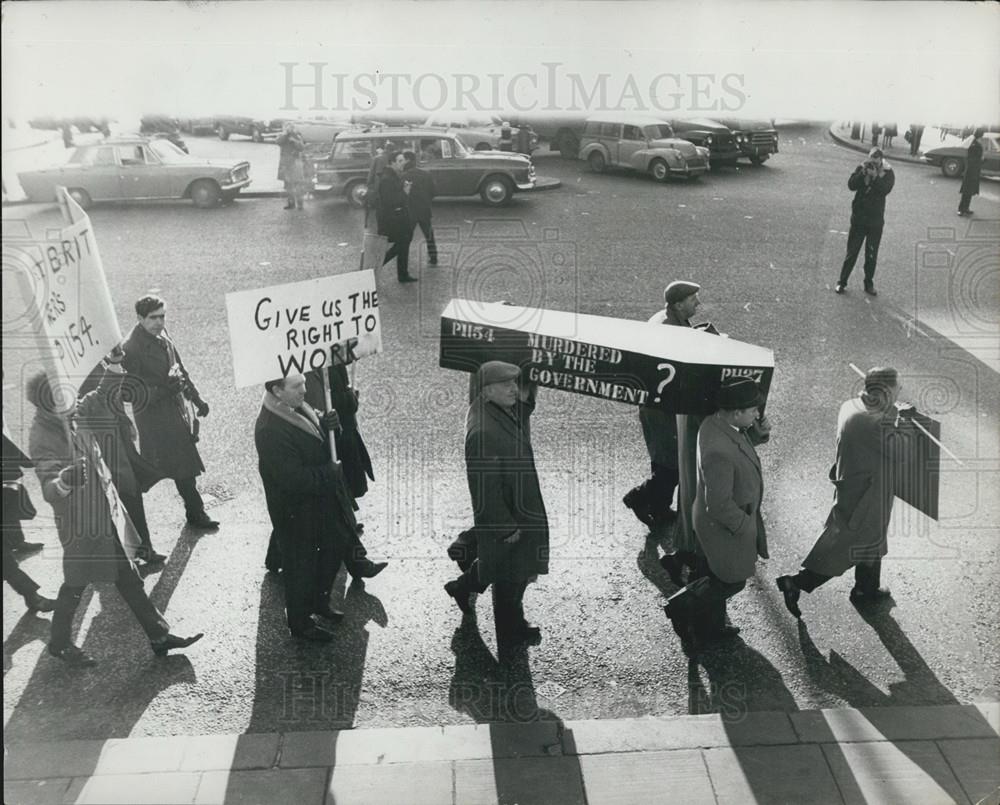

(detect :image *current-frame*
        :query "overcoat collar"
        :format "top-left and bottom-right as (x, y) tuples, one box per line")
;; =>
(708, 412), (761, 473)
(261, 392), (324, 441)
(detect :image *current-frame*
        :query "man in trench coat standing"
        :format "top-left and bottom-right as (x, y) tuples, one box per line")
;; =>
(27, 372), (203, 667)
(777, 367), (919, 617)
(958, 128), (984, 217)
(664, 378), (771, 649)
(444, 362), (549, 658)
(122, 295), (218, 530)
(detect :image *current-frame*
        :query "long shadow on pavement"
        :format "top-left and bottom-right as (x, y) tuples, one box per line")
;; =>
(449, 614), (587, 805)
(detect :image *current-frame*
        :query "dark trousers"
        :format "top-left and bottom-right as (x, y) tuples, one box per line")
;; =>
(383, 236), (412, 280)
(3, 535), (39, 599)
(628, 461), (679, 516)
(411, 216), (437, 263)
(50, 549), (169, 650)
(839, 217), (884, 286)
(959, 191), (974, 213)
(120, 490), (151, 548)
(793, 558), (883, 594)
(265, 528), (369, 578)
(672, 556), (745, 637)
(451, 560), (529, 652)
(175, 476), (205, 520)
(277, 527), (334, 633)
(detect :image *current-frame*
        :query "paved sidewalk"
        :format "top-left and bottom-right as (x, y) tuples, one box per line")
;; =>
(4, 703), (998, 805)
(827, 122), (968, 166)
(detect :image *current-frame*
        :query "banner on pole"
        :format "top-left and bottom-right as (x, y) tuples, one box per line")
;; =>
(225, 271), (382, 388)
(1, 187), (121, 411)
(440, 299), (774, 414)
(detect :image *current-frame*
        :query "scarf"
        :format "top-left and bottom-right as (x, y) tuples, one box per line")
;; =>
(261, 391), (323, 441)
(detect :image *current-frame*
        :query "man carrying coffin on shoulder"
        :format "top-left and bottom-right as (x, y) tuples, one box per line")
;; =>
(255, 373), (356, 642)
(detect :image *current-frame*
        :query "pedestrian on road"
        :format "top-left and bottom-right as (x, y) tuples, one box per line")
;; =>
(402, 150), (438, 266)
(378, 151), (417, 283)
(122, 295), (219, 531)
(835, 147), (895, 297)
(624, 281), (701, 532)
(777, 368), (920, 618)
(870, 122), (881, 148)
(255, 374), (360, 642)
(663, 378), (771, 650)
(76, 347), (166, 565)
(444, 362), (549, 661)
(3, 415), (55, 613)
(27, 371), (203, 668)
(958, 128), (984, 217)
(881, 123), (897, 149)
(907, 124), (924, 156)
(364, 141), (390, 230)
(276, 122), (307, 211)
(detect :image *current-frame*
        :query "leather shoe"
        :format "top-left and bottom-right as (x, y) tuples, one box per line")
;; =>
(850, 586), (891, 604)
(151, 632), (204, 656)
(11, 541), (44, 556)
(186, 513), (219, 530)
(834, 283), (846, 294)
(398, 275), (419, 283)
(49, 644), (97, 667)
(25, 592), (56, 613)
(622, 490), (655, 529)
(864, 284), (878, 297)
(352, 560), (388, 579)
(136, 547), (167, 564)
(313, 605), (344, 625)
(291, 624), (334, 643)
(776, 575), (802, 618)
(445, 580), (474, 614)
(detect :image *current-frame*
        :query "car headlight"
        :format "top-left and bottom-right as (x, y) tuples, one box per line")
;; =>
(705, 135), (713, 145)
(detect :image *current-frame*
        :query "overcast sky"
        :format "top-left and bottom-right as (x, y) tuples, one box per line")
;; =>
(2, 1), (998, 124)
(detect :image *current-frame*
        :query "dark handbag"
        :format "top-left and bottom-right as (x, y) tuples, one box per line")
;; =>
(2, 482), (37, 520)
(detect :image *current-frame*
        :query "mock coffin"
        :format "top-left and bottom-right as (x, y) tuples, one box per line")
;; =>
(440, 300), (775, 415)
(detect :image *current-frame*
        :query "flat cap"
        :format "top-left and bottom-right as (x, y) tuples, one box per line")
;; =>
(477, 360), (520, 387)
(664, 281), (701, 305)
(716, 377), (764, 411)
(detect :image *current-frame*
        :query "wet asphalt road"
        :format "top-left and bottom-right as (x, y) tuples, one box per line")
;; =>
(3, 124), (998, 741)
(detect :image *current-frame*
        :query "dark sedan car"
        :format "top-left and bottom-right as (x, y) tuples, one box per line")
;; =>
(669, 118), (741, 164)
(922, 133), (1000, 178)
(715, 118), (779, 165)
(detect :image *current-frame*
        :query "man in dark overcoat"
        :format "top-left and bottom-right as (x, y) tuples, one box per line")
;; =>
(402, 150), (438, 266)
(444, 362), (549, 659)
(255, 373), (363, 642)
(276, 121), (306, 210)
(27, 371), (202, 667)
(777, 367), (919, 617)
(958, 128), (984, 217)
(378, 151), (417, 283)
(664, 378), (771, 650)
(122, 295), (218, 530)
(836, 147), (895, 297)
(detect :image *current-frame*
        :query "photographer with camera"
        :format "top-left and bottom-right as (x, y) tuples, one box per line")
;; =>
(835, 147), (895, 297)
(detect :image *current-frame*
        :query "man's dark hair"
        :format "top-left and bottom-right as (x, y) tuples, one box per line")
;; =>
(264, 378), (286, 394)
(385, 150), (402, 165)
(135, 295), (165, 318)
(402, 150), (416, 169)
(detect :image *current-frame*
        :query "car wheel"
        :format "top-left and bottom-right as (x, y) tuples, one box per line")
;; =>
(190, 179), (222, 209)
(479, 175), (513, 206)
(216, 125), (230, 141)
(588, 151), (607, 173)
(749, 154), (769, 166)
(649, 159), (670, 183)
(67, 188), (92, 210)
(941, 157), (964, 178)
(346, 180), (368, 209)
(251, 127), (263, 143)
(474, 142), (491, 151)
(557, 130), (580, 158)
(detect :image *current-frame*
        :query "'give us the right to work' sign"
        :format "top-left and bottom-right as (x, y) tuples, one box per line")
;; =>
(225, 271), (381, 388)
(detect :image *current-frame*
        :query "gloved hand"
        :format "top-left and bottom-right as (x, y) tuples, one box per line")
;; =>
(195, 400), (210, 417)
(321, 410), (341, 431)
(896, 404), (919, 420)
(166, 375), (185, 394)
(59, 458), (88, 488)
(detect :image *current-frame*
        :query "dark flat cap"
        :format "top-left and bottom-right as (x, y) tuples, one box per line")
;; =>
(664, 281), (701, 305)
(717, 377), (764, 411)
(477, 361), (520, 387)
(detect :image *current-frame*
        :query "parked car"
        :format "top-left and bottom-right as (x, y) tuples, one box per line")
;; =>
(922, 132), (1000, 178)
(179, 116), (215, 135)
(715, 118), (779, 165)
(17, 136), (251, 209)
(311, 127), (535, 207)
(423, 113), (536, 152)
(140, 115), (189, 153)
(668, 118), (741, 164)
(578, 116), (710, 181)
(212, 115), (283, 142)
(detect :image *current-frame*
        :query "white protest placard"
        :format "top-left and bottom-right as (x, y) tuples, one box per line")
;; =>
(2, 187), (121, 411)
(225, 271), (382, 388)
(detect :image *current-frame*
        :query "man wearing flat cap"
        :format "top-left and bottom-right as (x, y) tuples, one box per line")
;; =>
(664, 377), (771, 650)
(445, 361), (549, 659)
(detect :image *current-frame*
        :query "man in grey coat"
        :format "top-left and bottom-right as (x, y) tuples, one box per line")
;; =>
(663, 378), (771, 650)
(777, 367), (919, 617)
(444, 361), (549, 659)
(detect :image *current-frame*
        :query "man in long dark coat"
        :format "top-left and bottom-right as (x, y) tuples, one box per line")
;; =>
(958, 128), (984, 217)
(835, 147), (895, 297)
(378, 151), (417, 283)
(777, 368), (919, 617)
(402, 150), (438, 266)
(28, 371), (202, 667)
(444, 362), (549, 659)
(122, 295), (218, 530)
(255, 374), (367, 642)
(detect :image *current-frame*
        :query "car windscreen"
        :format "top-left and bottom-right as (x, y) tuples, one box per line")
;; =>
(642, 124), (674, 140)
(148, 139), (189, 163)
